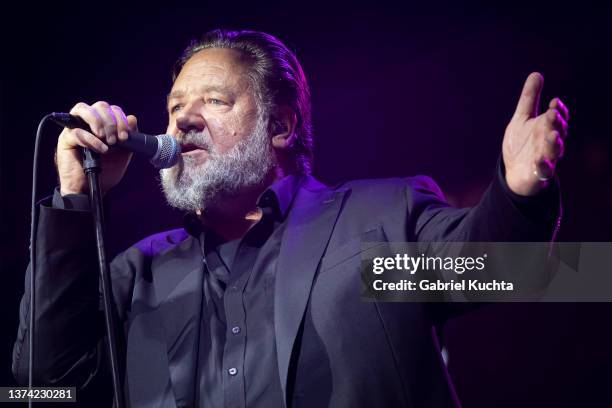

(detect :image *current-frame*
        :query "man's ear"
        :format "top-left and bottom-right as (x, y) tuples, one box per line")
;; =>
(270, 106), (298, 151)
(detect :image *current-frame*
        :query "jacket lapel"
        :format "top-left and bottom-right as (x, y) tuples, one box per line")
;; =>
(152, 234), (204, 407)
(275, 177), (349, 403)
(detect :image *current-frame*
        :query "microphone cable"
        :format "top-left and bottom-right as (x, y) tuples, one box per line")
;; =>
(27, 114), (54, 408)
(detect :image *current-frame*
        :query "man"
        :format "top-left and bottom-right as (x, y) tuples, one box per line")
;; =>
(13, 29), (567, 407)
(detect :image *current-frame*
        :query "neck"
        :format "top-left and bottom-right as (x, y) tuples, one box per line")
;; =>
(197, 170), (281, 242)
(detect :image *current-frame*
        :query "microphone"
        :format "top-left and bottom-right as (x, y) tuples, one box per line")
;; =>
(50, 112), (181, 169)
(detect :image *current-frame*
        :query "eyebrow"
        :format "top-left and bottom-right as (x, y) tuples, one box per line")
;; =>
(166, 85), (236, 104)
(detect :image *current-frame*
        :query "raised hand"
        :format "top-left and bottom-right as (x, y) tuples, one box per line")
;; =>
(503, 73), (569, 196)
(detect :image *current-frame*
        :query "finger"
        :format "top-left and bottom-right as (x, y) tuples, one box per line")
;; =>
(92, 101), (118, 145)
(542, 130), (564, 161)
(68, 128), (109, 153)
(514, 72), (544, 119)
(549, 97), (569, 122)
(111, 105), (130, 142)
(534, 158), (554, 181)
(545, 108), (568, 139)
(127, 115), (138, 133)
(69, 102), (106, 139)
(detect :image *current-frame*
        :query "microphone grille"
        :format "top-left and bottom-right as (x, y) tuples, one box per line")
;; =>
(151, 134), (181, 169)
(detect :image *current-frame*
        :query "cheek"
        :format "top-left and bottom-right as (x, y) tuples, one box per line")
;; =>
(208, 114), (251, 153)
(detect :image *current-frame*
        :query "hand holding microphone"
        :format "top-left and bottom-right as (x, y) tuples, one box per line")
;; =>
(54, 101), (180, 196)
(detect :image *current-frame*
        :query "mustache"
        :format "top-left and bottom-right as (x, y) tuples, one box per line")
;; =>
(180, 130), (214, 152)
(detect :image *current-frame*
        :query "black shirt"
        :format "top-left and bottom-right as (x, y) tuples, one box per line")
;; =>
(193, 191), (287, 408)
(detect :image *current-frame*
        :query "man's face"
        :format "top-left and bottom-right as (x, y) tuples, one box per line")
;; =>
(161, 48), (275, 212)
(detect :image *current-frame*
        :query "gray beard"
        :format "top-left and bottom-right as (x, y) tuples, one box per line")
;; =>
(160, 115), (275, 212)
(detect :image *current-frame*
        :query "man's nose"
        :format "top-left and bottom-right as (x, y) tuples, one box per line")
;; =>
(175, 101), (206, 134)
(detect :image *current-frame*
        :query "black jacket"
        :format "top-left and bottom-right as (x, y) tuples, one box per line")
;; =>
(13, 170), (560, 408)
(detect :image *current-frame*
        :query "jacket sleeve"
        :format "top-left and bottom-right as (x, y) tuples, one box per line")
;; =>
(11, 193), (145, 394)
(411, 159), (561, 244)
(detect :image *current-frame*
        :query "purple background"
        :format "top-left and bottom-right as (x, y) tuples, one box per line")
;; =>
(1, 2), (611, 407)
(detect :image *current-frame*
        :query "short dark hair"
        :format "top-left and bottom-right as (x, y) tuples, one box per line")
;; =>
(173, 29), (313, 175)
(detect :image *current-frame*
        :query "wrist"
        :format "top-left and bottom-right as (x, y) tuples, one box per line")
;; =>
(60, 182), (87, 196)
(505, 172), (549, 197)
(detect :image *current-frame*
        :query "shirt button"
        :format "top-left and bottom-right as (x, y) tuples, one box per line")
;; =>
(231, 326), (241, 335)
(228, 368), (238, 376)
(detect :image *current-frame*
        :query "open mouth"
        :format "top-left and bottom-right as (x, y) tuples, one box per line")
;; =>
(181, 143), (206, 154)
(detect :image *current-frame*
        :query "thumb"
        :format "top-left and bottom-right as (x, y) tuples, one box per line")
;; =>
(513, 72), (544, 119)
(127, 115), (138, 133)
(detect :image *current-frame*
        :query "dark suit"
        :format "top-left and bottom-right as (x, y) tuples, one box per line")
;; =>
(13, 169), (559, 408)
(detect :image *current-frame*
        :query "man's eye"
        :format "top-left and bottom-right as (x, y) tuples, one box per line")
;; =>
(170, 104), (182, 113)
(207, 98), (226, 105)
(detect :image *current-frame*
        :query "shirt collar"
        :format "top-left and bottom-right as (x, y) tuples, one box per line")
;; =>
(256, 173), (303, 220)
(182, 174), (304, 237)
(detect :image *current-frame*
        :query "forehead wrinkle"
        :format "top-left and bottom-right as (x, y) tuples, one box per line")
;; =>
(170, 49), (254, 97)
(168, 74), (253, 105)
